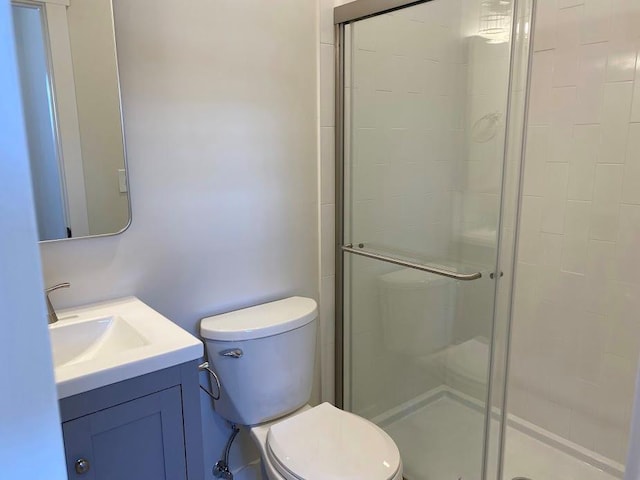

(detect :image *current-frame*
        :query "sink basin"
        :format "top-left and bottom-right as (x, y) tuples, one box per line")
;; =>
(49, 315), (149, 368)
(50, 297), (202, 399)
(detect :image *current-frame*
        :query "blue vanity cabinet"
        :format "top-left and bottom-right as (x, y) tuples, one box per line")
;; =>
(59, 360), (204, 480)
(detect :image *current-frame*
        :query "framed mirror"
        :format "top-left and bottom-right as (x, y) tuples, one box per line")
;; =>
(11, 0), (130, 242)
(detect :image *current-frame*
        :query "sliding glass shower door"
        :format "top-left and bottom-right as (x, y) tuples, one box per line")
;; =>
(336, 1), (532, 479)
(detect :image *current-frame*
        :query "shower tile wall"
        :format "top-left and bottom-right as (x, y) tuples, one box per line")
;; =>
(509, 0), (640, 463)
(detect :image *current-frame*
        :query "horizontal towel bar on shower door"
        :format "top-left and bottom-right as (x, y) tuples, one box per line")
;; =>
(341, 244), (482, 281)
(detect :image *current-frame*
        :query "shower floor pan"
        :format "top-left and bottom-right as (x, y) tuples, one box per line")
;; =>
(375, 387), (622, 480)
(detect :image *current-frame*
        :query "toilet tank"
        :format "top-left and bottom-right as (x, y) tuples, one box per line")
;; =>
(378, 268), (454, 356)
(200, 296), (318, 426)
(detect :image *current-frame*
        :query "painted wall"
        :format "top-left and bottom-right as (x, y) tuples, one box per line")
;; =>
(66, 0), (129, 236)
(508, 0), (640, 464)
(40, 0), (319, 475)
(0, 0), (67, 477)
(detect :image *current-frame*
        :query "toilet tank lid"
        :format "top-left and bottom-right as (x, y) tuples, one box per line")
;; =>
(200, 296), (317, 341)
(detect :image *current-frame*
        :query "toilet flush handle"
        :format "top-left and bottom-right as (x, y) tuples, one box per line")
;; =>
(220, 348), (243, 359)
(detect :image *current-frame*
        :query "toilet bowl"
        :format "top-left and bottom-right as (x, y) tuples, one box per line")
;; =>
(378, 268), (454, 357)
(200, 296), (403, 480)
(250, 403), (403, 480)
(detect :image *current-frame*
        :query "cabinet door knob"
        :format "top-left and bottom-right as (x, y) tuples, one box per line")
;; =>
(75, 458), (90, 474)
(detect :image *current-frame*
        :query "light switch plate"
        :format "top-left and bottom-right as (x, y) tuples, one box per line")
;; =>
(118, 169), (127, 193)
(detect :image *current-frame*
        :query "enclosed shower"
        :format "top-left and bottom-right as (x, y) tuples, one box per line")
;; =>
(334, 0), (640, 479)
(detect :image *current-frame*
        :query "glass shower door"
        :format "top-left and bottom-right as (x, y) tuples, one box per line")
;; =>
(336, 1), (524, 479)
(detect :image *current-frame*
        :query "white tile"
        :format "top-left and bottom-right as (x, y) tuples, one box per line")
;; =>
(352, 50), (377, 91)
(319, 275), (335, 347)
(550, 124), (575, 163)
(608, 282), (640, 361)
(606, 38), (637, 82)
(631, 48), (640, 121)
(622, 123), (640, 204)
(321, 204), (335, 276)
(352, 90), (377, 129)
(565, 199), (592, 238)
(519, 195), (544, 232)
(541, 163), (569, 234)
(598, 81), (633, 164)
(589, 164), (623, 240)
(557, 5), (582, 48)
(321, 127), (335, 205)
(529, 50), (555, 125)
(558, 0), (584, 7)
(551, 86), (578, 129)
(352, 162), (381, 200)
(561, 235), (589, 273)
(617, 204), (640, 284)
(561, 200), (591, 274)
(353, 13), (386, 52)
(569, 389), (600, 450)
(523, 126), (550, 196)
(580, 0), (612, 45)
(540, 233), (564, 266)
(575, 43), (608, 124)
(519, 230), (543, 264)
(568, 125), (599, 200)
(553, 48), (579, 87)
(321, 341), (335, 404)
(534, 0), (558, 51)
(374, 53), (396, 92)
(320, 43), (335, 127)
(320, 0), (336, 45)
(586, 239), (619, 282)
(609, 0), (640, 42)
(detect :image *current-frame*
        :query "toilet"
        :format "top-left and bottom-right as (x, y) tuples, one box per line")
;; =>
(378, 268), (455, 357)
(200, 296), (403, 480)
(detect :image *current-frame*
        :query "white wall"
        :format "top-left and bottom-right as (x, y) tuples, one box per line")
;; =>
(508, 0), (640, 464)
(0, 0), (67, 477)
(40, 0), (319, 474)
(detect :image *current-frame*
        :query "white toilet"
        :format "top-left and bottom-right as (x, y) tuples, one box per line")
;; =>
(200, 296), (403, 480)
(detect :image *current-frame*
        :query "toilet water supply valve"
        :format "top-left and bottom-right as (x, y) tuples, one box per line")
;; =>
(199, 361), (221, 400)
(197, 361), (241, 479)
(213, 423), (240, 480)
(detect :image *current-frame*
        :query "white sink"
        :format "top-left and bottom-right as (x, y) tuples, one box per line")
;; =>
(50, 297), (202, 399)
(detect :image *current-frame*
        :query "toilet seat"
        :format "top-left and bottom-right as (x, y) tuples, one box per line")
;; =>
(265, 403), (401, 480)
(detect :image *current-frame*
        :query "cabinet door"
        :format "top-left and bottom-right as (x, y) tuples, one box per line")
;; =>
(62, 386), (187, 480)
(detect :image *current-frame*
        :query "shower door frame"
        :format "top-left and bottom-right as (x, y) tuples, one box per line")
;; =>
(333, 1), (536, 479)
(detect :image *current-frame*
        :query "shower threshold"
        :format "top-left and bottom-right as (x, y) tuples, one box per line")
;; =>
(373, 386), (623, 480)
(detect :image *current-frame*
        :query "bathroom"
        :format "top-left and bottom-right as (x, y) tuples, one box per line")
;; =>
(2, 0), (640, 479)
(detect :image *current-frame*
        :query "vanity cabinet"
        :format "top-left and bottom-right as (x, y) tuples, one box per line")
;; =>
(59, 360), (204, 480)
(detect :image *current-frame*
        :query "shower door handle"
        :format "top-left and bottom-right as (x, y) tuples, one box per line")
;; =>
(341, 244), (482, 281)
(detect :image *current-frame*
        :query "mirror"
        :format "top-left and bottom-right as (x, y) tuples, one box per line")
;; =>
(11, 0), (130, 242)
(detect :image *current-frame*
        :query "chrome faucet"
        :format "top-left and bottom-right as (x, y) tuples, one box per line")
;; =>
(45, 282), (70, 324)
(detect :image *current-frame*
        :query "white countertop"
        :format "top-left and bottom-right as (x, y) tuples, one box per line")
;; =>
(51, 296), (203, 399)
